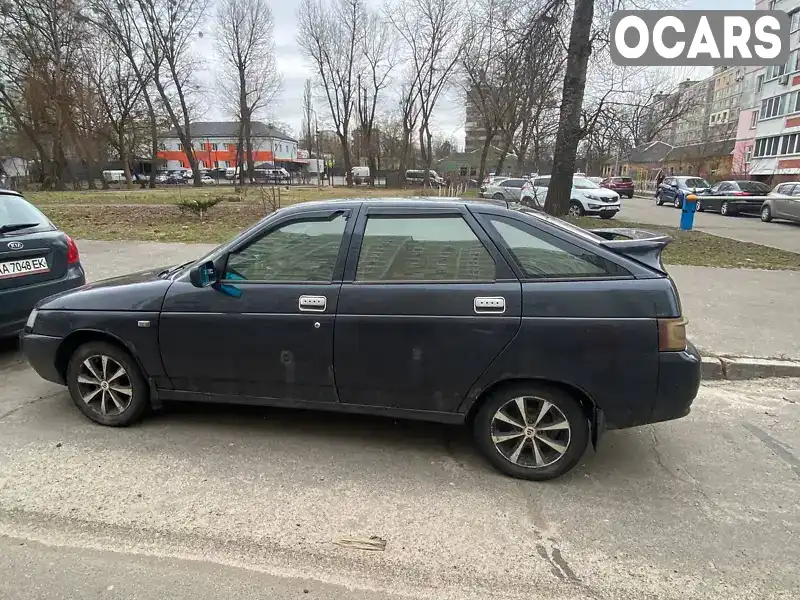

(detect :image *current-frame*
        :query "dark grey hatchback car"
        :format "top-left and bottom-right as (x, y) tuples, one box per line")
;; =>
(22, 198), (701, 480)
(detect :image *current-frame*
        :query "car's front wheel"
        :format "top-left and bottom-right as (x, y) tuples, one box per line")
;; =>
(720, 201), (734, 216)
(568, 201), (584, 217)
(473, 384), (589, 481)
(66, 341), (150, 427)
(761, 204), (773, 222)
(655, 192), (664, 206)
(674, 195), (682, 209)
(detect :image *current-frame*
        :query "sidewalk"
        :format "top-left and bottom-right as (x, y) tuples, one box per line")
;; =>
(77, 240), (800, 361)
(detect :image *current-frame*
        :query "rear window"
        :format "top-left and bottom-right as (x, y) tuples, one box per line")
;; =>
(684, 178), (709, 188)
(619, 177), (632, 183)
(736, 181), (770, 192)
(0, 194), (50, 233)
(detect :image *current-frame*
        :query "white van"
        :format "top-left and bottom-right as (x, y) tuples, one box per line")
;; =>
(101, 170), (126, 183)
(351, 166), (371, 184)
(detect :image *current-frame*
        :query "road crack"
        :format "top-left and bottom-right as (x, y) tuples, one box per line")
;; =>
(0, 392), (60, 422)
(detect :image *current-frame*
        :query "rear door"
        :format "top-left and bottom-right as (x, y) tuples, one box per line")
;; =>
(333, 205), (522, 414)
(500, 179), (525, 201)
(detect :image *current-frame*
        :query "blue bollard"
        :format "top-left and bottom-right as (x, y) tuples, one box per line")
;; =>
(680, 194), (698, 231)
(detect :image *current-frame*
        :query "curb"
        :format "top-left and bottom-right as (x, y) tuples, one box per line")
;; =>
(701, 355), (800, 381)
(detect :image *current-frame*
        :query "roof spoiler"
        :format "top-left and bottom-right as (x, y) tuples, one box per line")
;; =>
(589, 227), (672, 273)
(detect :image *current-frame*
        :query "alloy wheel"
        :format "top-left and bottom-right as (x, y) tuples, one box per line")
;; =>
(761, 205), (772, 222)
(721, 201), (729, 216)
(568, 203), (582, 217)
(490, 396), (571, 468)
(76, 355), (133, 416)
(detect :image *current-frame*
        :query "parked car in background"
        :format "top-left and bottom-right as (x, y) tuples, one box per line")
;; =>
(482, 173), (508, 187)
(21, 196), (700, 481)
(154, 173), (169, 184)
(164, 173), (186, 185)
(351, 166), (371, 185)
(101, 170), (126, 184)
(761, 181), (800, 223)
(1, 190), (85, 337)
(201, 175), (216, 185)
(601, 176), (635, 198)
(587, 176), (604, 185)
(530, 175), (621, 218)
(253, 167), (290, 184)
(481, 177), (528, 202)
(405, 169), (444, 186)
(655, 176), (711, 208)
(225, 167), (237, 180)
(698, 180), (771, 216)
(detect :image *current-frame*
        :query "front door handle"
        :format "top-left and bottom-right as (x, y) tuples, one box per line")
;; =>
(299, 295), (327, 312)
(474, 296), (505, 313)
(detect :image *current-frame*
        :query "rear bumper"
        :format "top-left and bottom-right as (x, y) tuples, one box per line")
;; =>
(0, 265), (85, 337)
(649, 340), (702, 425)
(20, 332), (63, 384)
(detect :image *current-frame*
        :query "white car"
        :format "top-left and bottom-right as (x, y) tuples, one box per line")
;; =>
(522, 175), (621, 219)
(201, 175), (215, 185)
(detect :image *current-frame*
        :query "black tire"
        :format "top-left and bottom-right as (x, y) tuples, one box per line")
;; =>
(627, 192), (634, 199)
(66, 341), (149, 427)
(696, 199), (705, 212)
(568, 201), (584, 217)
(673, 195), (682, 209)
(472, 383), (590, 481)
(720, 201), (735, 217)
(761, 204), (773, 222)
(492, 192), (505, 200)
(655, 192), (664, 206)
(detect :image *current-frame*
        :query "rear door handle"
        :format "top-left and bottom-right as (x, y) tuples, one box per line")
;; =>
(299, 295), (327, 312)
(474, 296), (505, 313)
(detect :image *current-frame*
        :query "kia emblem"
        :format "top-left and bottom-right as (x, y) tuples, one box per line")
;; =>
(7, 241), (23, 250)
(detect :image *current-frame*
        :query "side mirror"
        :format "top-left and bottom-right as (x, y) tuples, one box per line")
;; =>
(189, 260), (218, 288)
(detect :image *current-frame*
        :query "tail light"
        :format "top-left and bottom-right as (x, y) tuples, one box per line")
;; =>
(65, 234), (80, 264)
(658, 317), (688, 352)
(732, 191), (748, 196)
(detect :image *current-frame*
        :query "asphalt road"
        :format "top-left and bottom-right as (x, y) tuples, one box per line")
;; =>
(1, 242), (800, 599)
(625, 194), (800, 253)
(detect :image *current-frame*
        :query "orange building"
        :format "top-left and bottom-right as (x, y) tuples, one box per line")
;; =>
(157, 121), (299, 170)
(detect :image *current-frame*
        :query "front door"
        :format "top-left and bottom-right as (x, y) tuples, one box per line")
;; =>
(159, 208), (353, 402)
(333, 206), (522, 414)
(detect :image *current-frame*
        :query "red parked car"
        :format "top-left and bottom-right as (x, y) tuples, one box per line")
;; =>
(601, 176), (635, 198)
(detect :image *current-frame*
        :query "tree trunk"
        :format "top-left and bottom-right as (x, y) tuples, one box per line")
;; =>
(399, 127), (413, 185)
(545, 0), (595, 217)
(339, 130), (353, 186)
(245, 118), (255, 182)
(495, 135), (512, 175)
(237, 121), (245, 187)
(145, 93), (158, 189)
(478, 135), (493, 186)
(120, 125), (132, 189)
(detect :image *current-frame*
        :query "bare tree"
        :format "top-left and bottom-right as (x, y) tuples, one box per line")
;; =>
(134, 0), (209, 186)
(396, 72), (421, 181)
(216, 0), (281, 185)
(301, 79), (315, 154)
(388, 0), (464, 187)
(356, 9), (394, 187)
(298, 0), (366, 186)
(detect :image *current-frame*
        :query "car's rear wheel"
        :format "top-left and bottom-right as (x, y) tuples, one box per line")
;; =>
(568, 201), (584, 217)
(492, 192), (504, 200)
(627, 192), (634, 199)
(473, 384), (589, 481)
(761, 204), (773, 222)
(66, 341), (149, 427)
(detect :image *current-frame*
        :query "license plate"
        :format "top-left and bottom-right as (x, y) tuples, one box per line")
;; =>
(0, 257), (49, 280)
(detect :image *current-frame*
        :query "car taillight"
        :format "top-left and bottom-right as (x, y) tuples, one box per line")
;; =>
(65, 234), (80, 264)
(732, 191), (747, 196)
(658, 317), (687, 352)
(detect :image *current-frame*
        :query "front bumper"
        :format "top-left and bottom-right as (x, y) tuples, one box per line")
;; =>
(585, 203), (620, 215)
(0, 265), (85, 337)
(20, 332), (63, 384)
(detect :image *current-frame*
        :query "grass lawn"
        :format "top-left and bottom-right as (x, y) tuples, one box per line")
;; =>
(25, 185), (456, 206)
(33, 192), (800, 271)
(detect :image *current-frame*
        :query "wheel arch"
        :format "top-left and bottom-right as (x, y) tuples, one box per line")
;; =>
(55, 329), (147, 382)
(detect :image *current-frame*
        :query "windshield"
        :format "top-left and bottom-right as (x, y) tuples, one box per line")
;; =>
(573, 177), (601, 189)
(683, 178), (710, 188)
(0, 193), (50, 232)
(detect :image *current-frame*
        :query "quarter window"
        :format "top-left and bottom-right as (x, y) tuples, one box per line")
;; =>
(355, 215), (495, 282)
(225, 214), (347, 282)
(487, 216), (630, 279)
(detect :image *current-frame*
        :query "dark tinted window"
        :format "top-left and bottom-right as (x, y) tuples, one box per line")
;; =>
(533, 178), (550, 188)
(684, 178), (710, 188)
(502, 179), (525, 188)
(736, 180), (771, 192)
(0, 194), (49, 230)
(355, 216), (495, 282)
(225, 214), (346, 282)
(620, 177), (632, 183)
(487, 215), (630, 279)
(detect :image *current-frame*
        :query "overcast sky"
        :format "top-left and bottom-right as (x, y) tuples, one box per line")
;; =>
(210, 0), (757, 144)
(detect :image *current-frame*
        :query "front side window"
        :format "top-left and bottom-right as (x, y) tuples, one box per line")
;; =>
(355, 215), (495, 282)
(487, 216), (630, 279)
(225, 214), (347, 282)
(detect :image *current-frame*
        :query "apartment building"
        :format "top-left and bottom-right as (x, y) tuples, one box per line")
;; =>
(158, 121), (298, 170)
(741, 0), (800, 181)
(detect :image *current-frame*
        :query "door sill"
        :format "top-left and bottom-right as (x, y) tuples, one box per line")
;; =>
(157, 389), (466, 424)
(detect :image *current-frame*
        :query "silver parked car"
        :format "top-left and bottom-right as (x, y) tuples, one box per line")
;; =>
(480, 177), (528, 201)
(762, 182), (800, 224)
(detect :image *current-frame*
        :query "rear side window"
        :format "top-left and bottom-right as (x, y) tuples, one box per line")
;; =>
(486, 215), (630, 279)
(355, 215), (495, 282)
(737, 181), (770, 192)
(533, 178), (549, 188)
(620, 177), (632, 183)
(0, 194), (49, 230)
(502, 179), (524, 188)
